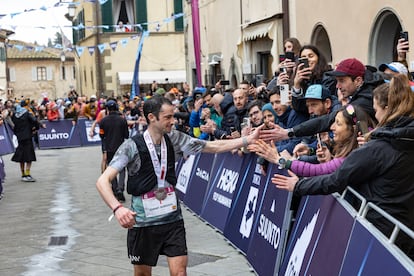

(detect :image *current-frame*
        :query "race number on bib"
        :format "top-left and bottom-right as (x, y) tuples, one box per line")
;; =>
(142, 186), (177, 217)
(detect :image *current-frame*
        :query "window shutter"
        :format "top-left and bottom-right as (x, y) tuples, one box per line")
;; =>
(101, 0), (113, 32)
(9, 67), (16, 82)
(174, 0), (183, 32)
(135, 0), (147, 31)
(32, 67), (37, 81)
(47, 67), (53, 80)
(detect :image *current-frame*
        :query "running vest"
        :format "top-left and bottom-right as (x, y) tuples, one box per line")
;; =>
(128, 134), (177, 196)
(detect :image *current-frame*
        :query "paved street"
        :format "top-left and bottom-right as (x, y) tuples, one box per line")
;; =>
(0, 146), (255, 276)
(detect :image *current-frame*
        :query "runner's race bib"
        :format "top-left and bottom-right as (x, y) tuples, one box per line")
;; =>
(142, 186), (177, 217)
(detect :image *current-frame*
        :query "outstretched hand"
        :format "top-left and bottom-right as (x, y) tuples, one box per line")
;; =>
(247, 139), (279, 164)
(271, 170), (299, 192)
(259, 123), (288, 142)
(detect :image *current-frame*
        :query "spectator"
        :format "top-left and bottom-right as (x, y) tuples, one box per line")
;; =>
(292, 84), (341, 160)
(250, 104), (374, 176)
(84, 95), (98, 120)
(11, 101), (45, 182)
(268, 88), (308, 154)
(272, 74), (414, 259)
(0, 115), (5, 200)
(46, 101), (59, 121)
(246, 100), (264, 128)
(260, 58), (384, 143)
(378, 62), (414, 90)
(214, 89), (249, 139)
(116, 21), (126, 32)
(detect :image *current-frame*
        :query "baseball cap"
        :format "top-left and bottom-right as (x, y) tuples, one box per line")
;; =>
(106, 100), (118, 110)
(378, 62), (408, 75)
(327, 58), (366, 77)
(304, 84), (331, 100)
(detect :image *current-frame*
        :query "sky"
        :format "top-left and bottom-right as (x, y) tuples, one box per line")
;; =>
(0, 0), (73, 46)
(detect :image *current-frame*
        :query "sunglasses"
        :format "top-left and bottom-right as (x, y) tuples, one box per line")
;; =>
(345, 104), (357, 124)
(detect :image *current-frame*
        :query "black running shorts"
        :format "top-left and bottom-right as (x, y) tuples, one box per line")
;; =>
(127, 219), (187, 266)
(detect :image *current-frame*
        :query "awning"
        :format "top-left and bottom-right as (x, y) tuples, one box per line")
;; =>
(118, 70), (187, 85)
(242, 22), (274, 41)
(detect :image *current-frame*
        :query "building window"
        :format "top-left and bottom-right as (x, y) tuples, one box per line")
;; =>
(37, 67), (47, 81)
(62, 65), (66, 80)
(0, 46), (6, 61)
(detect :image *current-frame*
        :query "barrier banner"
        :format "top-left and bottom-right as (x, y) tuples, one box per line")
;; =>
(340, 221), (413, 275)
(0, 124), (15, 155)
(200, 152), (247, 232)
(246, 164), (292, 276)
(182, 153), (216, 215)
(223, 154), (265, 254)
(279, 195), (354, 276)
(0, 156), (4, 181)
(78, 119), (101, 146)
(175, 154), (197, 201)
(38, 120), (81, 149)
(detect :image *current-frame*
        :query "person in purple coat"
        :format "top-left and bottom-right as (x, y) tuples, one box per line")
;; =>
(248, 104), (374, 177)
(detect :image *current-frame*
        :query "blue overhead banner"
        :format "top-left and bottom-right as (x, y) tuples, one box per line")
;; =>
(182, 153), (215, 215)
(223, 154), (265, 254)
(246, 164), (292, 276)
(340, 221), (413, 275)
(200, 152), (246, 232)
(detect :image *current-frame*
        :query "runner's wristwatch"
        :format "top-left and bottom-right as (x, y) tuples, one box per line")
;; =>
(287, 128), (295, 138)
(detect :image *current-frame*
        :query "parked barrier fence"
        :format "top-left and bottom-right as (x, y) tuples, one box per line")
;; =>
(1, 119), (413, 275)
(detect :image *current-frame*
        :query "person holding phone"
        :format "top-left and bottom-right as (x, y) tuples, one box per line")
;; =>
(397, 31), (409, 66)
(290, 45), (337, 116)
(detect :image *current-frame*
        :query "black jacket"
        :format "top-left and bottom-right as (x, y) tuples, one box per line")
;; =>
(214, 93), (246, 139)
(12, 108), (39, 142)
(294, 116), (414, 254)
(292, 79), (380, 137)
(99, 111), (129, 153)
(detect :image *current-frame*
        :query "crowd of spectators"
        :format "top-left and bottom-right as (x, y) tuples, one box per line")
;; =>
(1, 35), (413, 259)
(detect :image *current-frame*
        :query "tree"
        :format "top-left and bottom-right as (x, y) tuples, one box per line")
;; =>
(53, 32), (63, 46)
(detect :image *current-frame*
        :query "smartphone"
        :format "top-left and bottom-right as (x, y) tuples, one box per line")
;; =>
(220, 80), (230, 86)
(400, 31), (409, 50)
(298, 57), (309, 69)
(256, 74), (264, 86)
(400, 31), (409, 42)
(279, 54), (286, 63)
(316, 133), (322, 148)
(242, 117), (251, 128)
(356, 120), (369, 135)
(285, 51), (295, 61)
(279, 84), (290, 105)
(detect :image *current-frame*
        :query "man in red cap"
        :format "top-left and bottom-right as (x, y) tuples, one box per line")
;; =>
(259, 58), (384, 142)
